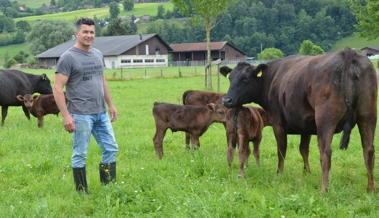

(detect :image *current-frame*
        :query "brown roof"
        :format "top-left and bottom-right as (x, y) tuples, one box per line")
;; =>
(170, 41), (246, 55)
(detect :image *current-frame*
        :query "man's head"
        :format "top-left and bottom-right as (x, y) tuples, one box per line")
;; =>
(74, 17), (95, 50)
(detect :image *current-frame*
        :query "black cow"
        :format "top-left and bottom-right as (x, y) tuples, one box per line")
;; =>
(221, 48), (378, 192)
(0, 70), (52, 125)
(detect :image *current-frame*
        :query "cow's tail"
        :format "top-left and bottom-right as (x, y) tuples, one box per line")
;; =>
(339, 48), (356, 150)
(182, 90), (191, 105)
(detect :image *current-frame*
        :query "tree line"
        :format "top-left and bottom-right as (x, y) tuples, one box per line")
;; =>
(148, 0), (356, 57)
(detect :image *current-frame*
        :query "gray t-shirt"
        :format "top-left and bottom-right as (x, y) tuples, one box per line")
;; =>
(56, 47), (106, 114)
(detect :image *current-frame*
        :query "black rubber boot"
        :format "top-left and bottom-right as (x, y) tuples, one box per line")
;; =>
(99, 162), (116, 185)
(73, 167), (88, 194)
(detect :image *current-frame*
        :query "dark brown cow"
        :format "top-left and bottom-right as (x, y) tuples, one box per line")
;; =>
(226, 106), (264, 178)
(152, 102), (228, 159)
(221, 48), (378, 192)
(17, 94), (62, 128)
(0, 70), (52, 125)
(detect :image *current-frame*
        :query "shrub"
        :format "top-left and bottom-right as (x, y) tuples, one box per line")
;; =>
(3, 58), (17, 69)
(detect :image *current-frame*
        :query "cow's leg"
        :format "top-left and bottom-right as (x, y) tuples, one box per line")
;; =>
(316, 127), (334, 193)
(252, 137), (261, 167)
(272, 125), (288, 173)
(22, 105), (31, 120)
(153, 127), (167, 159)
(190, 134), (201, 149)
(1, 106), (8, 126)
(226, 132), (236, 172)
(185, 133), (191, 150)
(357, 114), (377, 192)
(38, 116), (44, 128)
(299, 134), (312, 173)
(238, 136), (250, 178)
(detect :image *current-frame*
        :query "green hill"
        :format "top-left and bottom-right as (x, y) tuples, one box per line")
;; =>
(329, 34), (379, 52)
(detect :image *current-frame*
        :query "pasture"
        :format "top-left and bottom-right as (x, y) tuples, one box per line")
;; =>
(13, 3), (174, 26)
(0, 68), (379, 217)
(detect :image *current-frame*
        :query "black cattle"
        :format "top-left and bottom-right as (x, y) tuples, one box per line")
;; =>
(221, 48), (378, 192)
(0, 70), (52, 125)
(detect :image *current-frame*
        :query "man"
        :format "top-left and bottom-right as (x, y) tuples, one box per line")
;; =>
(53, 17), (118, 194)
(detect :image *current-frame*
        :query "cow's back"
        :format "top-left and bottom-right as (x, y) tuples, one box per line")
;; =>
(0, 70), (33, 106)
(183, 90), (225, 106)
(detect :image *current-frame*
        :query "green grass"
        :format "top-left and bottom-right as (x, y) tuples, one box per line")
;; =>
(329, 34), (379, 52)
(17, 0), (49, 9)
(0, 72), (379, 217)
(14, 3), (174, 26)
(0, 42), (28, 66)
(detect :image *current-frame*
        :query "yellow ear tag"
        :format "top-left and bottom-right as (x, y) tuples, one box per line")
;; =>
(257, 70), (262, 77)
(226, 73), (230, 79)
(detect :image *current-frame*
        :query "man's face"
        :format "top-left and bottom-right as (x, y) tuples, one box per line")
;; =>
(75, 24), (95, 47)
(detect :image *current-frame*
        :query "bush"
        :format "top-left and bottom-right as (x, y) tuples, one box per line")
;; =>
(3, 58), (17, 69)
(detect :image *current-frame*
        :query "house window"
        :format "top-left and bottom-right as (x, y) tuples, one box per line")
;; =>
(121, 59), (131, 63)
(236, 55), (240, 61)
(155, 48), (160, 55)
(145, 59), (154, 63)
(156, 59), (165, 63)
(133, 59), (143, 63)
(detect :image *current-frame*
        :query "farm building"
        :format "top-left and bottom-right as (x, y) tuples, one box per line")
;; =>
(169, 41), (246, 66)
(360, 46), (379, 57)
(35, 34), (172, 69)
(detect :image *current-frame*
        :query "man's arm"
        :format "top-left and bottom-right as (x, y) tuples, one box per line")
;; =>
(103, 75), (118, 122)
(53, 73), (76, 133)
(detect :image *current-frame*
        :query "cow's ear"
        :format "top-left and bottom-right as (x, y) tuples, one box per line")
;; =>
(16, 95), (24, 101)
(220, 66), (232, 78)
(33, 95), (40, 100)
(41, 73), (47, 81)
(206, 103), (216, 111)
(254, 64), (268, 78)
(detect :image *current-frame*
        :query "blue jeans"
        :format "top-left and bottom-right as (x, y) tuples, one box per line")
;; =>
(71, 112), (118, 168)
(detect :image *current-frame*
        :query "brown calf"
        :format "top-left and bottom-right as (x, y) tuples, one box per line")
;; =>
(152, 102), (228, 159)
(182, 90), (226, 149)
(17, 94), (61, 128)
(226, 106), (264, 178)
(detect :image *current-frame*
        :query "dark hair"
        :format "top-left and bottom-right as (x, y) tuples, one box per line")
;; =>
(75, 18), (95, 30)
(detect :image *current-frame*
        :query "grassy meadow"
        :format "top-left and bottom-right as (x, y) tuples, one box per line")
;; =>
(13, 3), (174, 26)
(1, 68), (379, 217)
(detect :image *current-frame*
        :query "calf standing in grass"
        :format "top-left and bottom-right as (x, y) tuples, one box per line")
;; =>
(226, 106), (264, 178)
(17, 94), (63, 128)
(152, 102), (228, 159)
(182, 90), (226, 149)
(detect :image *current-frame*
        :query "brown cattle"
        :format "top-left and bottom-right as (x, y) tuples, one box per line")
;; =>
(17, 94), (62, 128)
(226, 106), (264, 178)
(221, 48), (378, 192)
(182, 90), (226, 149)
(152, 102), (228, 159)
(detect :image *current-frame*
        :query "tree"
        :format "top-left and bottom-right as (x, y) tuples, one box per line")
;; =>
(102, 18), (134, 36)
(299, 40), (325, 55)
(16, 20), (31, 32)
(350, 0), (379, 40)
(109, 2), (120, 20)
(156, 5), (165, 19)
(3, 58), (17, 69)
(12, 29), (25, 44)
(172, 0), (235, 90)
(258, 48), (284, 60)
(0, 17), (16, 33)
(123, 0), (134, 11)
(12, 53), (25, 63)
(50, 0), (56, 6)
(26, 19), (74, 56)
